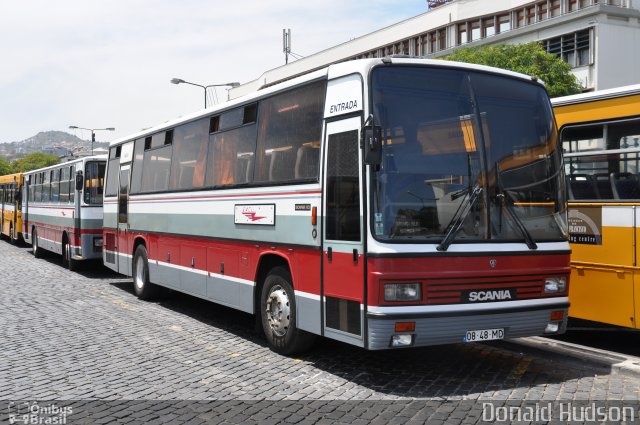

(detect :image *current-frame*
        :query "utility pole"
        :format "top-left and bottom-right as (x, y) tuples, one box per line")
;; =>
(283, 28), (291, 64)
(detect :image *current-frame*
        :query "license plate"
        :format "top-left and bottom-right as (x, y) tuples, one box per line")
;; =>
(464, 328), (504, 342)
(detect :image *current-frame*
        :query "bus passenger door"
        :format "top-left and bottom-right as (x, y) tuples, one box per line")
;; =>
(322, 117), (366, 347)
(117, 164), (131, 275)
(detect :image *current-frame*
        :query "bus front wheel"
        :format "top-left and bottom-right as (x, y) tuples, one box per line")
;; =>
(62, 237), (77, 271)
(132, 245), (159, 300)
(260, 267), (315, 355)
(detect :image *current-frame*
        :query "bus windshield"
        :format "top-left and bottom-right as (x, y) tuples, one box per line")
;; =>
(370, 65), (567, 244)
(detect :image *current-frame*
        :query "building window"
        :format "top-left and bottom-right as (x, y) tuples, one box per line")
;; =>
(526, 6), (536, 24)
(458, 23), (467, 45)
(543, 29), (591, 68)
(550, 0), (561, 17)
(498, 14), (511, 33)
(483, 17), (495, 37)
(470, 20), (481, 41)
(537, 1), (548, 21)
(516, 9), (525, 28)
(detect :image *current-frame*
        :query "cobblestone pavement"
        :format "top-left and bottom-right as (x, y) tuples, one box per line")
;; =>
(1, 241), (639, 424)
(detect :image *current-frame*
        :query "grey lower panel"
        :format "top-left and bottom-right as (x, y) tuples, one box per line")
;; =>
(295, 295), (321, 335)
(367, 307), (568, 350)
(150, 261), (254, 314)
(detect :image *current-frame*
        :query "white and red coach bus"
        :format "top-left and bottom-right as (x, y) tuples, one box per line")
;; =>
(22, 155), (106, 270)
(103, 58), (570, 354)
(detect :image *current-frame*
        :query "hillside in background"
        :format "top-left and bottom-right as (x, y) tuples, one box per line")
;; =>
(0, 131), (109, 161)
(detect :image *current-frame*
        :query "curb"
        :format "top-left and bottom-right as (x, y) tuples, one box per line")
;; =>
(502, 336), (640, 378)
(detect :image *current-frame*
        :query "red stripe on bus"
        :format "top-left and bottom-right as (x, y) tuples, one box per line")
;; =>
(103, 189), (321, 204)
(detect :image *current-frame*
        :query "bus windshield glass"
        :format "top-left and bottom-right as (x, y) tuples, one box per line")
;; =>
(370, 65), (567, 244)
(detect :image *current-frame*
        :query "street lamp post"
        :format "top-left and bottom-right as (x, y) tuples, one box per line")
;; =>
(170, 78), (240, 108)
(68, 126), (115, 156)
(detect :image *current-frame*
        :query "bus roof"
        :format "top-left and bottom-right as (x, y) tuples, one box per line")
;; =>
(0, 172), (23, 184)
(552, 84), (640, 107)
(22, 155), (107, 176)
(109, 57), (542, 148)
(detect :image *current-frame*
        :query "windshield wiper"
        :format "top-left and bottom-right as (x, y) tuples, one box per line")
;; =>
(495, 166), (538, 250)
(436, 184), (482, 252)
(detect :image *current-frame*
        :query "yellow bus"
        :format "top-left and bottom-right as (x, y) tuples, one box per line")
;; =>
(553, 84), (640, 329)
(0, 172), (24, 244)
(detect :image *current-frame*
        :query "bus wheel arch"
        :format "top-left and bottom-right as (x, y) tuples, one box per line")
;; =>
(255, 254), (315, 354)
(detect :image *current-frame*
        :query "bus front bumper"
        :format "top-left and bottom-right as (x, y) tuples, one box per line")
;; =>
(366, 300), (569, 350)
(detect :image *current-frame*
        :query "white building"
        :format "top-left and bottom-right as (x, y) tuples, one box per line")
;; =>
(231, 0), (640, 99)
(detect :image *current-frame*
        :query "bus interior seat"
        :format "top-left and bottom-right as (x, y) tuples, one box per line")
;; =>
(593, 173), (614, 199)
(269, 150), (295, 182)
(235, 156), (253, 184)
(294, 145), (319, 179)
(567, 174), (597, 200)
(611, 172), (640, 199)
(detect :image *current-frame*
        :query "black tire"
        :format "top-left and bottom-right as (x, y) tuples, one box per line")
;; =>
(62, 237), (77, 271)
(32, 228), (43, 258)
(260, 267), (315, 355)
(132, 245), (159, 300)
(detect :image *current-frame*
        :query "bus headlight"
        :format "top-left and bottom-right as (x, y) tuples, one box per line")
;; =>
(544, 276), (567, 293)
(384, 283), (421, 302)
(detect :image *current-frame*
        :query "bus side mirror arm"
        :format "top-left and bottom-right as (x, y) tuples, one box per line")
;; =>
(75, 171), (84, 191)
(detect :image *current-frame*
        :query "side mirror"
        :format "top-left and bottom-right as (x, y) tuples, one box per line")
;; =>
(75, 172), (84, 191)
(363, 125), (383, 166)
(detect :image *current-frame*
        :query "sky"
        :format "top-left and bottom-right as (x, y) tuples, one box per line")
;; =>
(0, 1), (428, 144)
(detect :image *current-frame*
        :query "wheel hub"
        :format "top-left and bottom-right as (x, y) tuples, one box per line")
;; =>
(266, 285), (291, 337)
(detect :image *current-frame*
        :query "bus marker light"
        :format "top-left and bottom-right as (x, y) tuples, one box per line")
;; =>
(390, 334), (413, 347)
(544, 323), (560, 334)
(550, 310), (564, 321)
(311, 206), (317, 225)
(395, 321), (415, 332)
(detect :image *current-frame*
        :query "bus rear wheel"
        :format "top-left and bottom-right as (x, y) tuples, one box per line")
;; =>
(32, 228), (43, 258)
(132, 245), (159, 300)
(62, 238), (77, 271)
(260, 267), (315, 355)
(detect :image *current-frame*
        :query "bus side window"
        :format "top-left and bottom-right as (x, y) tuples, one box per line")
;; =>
(141, 132), (172, 193)
(255, 80), (325, 183)
(169, 118), (209, 191)
(51, 169), (60, 203)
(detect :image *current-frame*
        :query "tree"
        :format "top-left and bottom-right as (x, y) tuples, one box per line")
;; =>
(443, 42), (582, 97)
(0, 157), (11, 176)
(10, 152), (60, 173)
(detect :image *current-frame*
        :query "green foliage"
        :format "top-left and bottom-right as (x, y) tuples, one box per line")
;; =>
(0, 157), (11, 176)
(10, 152), (60, 173)
(443, 42), (583, 97)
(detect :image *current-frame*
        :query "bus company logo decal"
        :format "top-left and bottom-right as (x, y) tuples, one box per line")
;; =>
(464, 289), (515, 303)
(234, 204), (275, 226)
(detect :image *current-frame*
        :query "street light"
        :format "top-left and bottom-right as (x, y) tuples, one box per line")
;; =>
(170, 78), (240, 108)
(68, 126), (115, 155)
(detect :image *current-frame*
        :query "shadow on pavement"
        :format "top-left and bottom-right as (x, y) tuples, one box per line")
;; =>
(107, 279), (612, 399)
